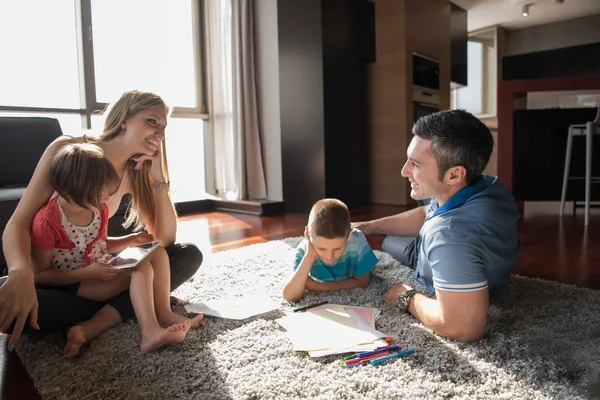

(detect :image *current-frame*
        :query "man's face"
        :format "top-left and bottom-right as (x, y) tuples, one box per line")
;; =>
(401, 136), (446, 201)
(310, 234), (348, 265)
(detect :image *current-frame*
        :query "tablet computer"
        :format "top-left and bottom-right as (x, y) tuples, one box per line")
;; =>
(108, 240), (162, 269)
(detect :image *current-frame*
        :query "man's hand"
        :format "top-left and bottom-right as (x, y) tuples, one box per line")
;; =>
(351, 221), (372, 235)
(0, 267), (39, 347)
(383, 283), (414, 305)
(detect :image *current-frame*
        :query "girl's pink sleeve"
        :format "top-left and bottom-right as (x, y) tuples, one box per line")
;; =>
(31, 211), (59, 250)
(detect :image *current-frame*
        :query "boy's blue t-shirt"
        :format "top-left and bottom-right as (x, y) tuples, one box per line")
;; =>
(293, 228), (378, 282)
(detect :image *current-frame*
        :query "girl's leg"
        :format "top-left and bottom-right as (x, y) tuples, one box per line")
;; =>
(129, 260), (190, 352)
(64, 305), (122, 358)
(62, 275), (133, 358)
(146, 247), (205, 329)
(77, 272), (132, 302)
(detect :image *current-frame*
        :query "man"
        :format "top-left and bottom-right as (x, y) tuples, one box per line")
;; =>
(354, 109), (520, 342)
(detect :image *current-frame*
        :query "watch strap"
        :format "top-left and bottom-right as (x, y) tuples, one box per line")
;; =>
(397, 289), (418, 312)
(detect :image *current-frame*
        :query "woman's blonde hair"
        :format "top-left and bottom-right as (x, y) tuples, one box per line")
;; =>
(94, 90), (174, 231)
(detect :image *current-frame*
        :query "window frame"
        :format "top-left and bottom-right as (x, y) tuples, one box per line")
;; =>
(0, 0), (209, 126)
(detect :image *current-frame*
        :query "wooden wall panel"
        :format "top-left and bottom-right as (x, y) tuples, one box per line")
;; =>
(368, 0), (451, 205)
(368, 0), (408, 204)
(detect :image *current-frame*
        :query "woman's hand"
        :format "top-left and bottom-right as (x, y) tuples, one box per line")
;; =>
(132, 150), (165, 183)
(0, 268), (39, 347)
(85, 263), (123, 282)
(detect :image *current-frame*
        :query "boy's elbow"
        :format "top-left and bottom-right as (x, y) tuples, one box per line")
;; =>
(282, 287), (301, 302)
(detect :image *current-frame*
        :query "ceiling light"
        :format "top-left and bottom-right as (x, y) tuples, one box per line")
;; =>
(522, 4), (530, 16)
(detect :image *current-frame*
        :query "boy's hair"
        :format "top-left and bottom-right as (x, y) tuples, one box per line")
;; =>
(50, 143), (120, 210)
(308, 199), (351, 239)
(413, 109), (493, 186)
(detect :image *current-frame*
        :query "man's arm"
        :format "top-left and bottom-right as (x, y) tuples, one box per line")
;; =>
(385, 284), (488, 342)
(352, 205), (428, 237)
(305, 273), (370, 292)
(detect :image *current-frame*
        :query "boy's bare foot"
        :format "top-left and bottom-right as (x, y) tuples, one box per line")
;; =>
(64, 326), (87, 358)
(158, 311), (206, 329)
(140, 321), (191, 353)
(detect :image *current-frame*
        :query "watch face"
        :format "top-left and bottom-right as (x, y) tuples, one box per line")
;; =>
(397, 294), (408, 310)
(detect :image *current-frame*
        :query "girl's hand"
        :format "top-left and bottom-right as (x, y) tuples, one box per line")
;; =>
(131, 149), (165, 183)
(85, 263), (123, 281)
(132, 231), (155, 245)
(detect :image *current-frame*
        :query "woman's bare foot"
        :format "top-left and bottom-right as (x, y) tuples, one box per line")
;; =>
(64, 325), (87, 358)
(140, 321), (191, 353)
(158, 311), (206, 329)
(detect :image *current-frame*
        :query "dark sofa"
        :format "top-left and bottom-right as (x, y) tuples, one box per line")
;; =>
(0, 117), (64, 271)
(0, 117), (136, 273)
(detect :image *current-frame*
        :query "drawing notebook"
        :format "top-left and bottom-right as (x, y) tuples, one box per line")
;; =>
(108, 240), (162, 269)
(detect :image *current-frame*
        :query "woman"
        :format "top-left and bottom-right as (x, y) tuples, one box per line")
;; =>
(0, 90), (203, 351)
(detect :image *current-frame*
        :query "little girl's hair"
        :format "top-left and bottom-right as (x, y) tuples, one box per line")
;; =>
(50, 142), (120, 210)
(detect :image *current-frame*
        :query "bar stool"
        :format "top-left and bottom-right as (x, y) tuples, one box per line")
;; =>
(559, 105), (600, 226)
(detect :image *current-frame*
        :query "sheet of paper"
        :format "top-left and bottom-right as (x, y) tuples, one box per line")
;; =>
(309, 304), (380, 329)
(185, 295), (280, 320)
(275, 307), (386, 352)
(306, 310), (387, 357)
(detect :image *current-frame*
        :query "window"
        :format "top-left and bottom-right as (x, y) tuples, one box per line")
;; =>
(0, 0), (80, 109)
(0, 0), (208, 202)
(452, 27), (497, 118)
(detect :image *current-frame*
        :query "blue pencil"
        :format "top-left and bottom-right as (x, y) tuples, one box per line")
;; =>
(357, 345), (400, 359)
(369, 349), (415, 365)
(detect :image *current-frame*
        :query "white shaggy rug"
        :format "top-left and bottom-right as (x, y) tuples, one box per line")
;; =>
(15, 238), (600, 400)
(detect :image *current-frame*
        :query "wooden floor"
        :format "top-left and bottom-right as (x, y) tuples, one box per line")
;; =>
(3, 204), (600, 399)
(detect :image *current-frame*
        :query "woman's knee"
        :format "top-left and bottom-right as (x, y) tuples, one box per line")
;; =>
(167, 243), (203, 290)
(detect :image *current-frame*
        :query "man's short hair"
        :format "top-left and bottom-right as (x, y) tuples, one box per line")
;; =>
(413, 109), (493, 185)
(308, 198), (351, 239)
(50, 143), (120, 210)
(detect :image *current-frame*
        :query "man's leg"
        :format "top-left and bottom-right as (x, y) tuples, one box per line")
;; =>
(0, 276), (105, 334)
(382, 236), (419, 269)
(105, 243), (203, 321)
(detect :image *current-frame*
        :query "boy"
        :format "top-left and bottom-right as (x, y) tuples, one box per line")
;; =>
(282, 199), (378, 301)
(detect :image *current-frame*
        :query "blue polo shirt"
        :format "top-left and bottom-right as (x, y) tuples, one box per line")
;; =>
(415, 175), (520, 294)
(293, 228), (378, 282)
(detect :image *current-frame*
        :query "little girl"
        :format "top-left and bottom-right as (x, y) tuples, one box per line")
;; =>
(30, 143), (204, 354)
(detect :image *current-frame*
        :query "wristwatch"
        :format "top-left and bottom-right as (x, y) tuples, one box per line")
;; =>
(397, 289), (417, 312)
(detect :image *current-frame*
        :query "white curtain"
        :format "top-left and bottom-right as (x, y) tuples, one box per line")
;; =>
(207, 0), (266, 200)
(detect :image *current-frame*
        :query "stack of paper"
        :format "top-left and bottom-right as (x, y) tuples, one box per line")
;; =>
(276, 304), (388, 357)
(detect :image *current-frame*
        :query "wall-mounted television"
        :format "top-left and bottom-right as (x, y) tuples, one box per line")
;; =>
(413, 53), (440, 90)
